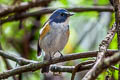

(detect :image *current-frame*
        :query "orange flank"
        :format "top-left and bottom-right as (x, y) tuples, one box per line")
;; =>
(66, 28), (70, 37)
(40, 22), (51, 40)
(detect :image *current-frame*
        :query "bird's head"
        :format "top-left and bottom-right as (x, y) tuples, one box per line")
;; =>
(49, 9), (74, 23)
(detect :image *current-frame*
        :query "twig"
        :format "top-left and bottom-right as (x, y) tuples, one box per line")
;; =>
(0, 6), (114, 24)
(50, 64), (93, 73)
(82, 23), (116, 80)
(84, 52), (120, 80)
(0, 0), (52, 17)
(0, 58), (93, 79)
(111, 0), (120, 80)
(2, 57), (18, 80)
(0, 49), (117, 79)
(110, 66), (119, 71)
(0, 51), (120, 79)
(0, 50), (37, 65)
(71, 61), (94, 80)
(51, 64), (118, 73)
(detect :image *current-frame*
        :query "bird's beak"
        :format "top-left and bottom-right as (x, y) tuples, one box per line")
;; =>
(68, 12), (75, 16)
(65, 12), (75, 16)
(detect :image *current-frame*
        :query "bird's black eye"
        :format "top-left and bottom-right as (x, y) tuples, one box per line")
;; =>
(60, 13), (64, 16)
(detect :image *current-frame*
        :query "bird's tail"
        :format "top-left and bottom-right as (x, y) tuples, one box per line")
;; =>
(37, 40), (41, 56)
(41, 53), (50, 73)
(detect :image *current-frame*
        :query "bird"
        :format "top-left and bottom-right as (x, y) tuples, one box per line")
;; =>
(37, 8), (74, 73)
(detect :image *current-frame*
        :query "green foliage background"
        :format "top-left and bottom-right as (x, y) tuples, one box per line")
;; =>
(0, 0), (117, 80)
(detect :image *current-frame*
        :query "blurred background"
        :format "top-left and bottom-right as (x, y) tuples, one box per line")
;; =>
(0, 0), (118, 80)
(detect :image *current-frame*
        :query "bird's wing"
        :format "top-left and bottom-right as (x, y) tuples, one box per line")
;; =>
(37, 21), (51, 56)
(39, 21), (51, 40)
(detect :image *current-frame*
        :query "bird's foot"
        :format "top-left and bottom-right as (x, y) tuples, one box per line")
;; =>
(49, 56), (53, 61)
(58, 51), (64, 59)
(53, 72), (62, 76)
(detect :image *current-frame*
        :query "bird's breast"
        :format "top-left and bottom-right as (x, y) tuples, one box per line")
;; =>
(40, 21), (69, 54)
(51, 21), (69, 31)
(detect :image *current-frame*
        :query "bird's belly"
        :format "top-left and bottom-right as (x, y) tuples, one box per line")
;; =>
(54, 32), (68, 51)
(40, 29), (69, 54)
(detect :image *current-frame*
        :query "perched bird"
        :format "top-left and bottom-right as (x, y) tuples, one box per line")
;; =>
(37, 9), (74, 73)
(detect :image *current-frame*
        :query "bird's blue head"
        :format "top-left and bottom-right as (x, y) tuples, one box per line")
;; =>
(49, 9), (74, 23)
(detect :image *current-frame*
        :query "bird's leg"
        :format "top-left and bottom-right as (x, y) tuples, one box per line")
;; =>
(53, 52), (57, 56)
(49, 52), (52, 61)
(58, 50), (63, 58)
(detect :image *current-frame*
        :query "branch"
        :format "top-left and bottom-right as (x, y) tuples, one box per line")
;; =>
(110, 66), (119, 71)
(71, 61), (95, 80)
(0, 49), (117, 79)
(0, 50), (37, 65)
(82, 23), (116, 80)
(0, 51), (119, 79)
(2, 57), (18, 80)
(0, 6), (114, 24)
(0, 58), (94, 79)
(0, 0), (52, 17)
(50, 64), (93, 73)
(0, 50), (117, 65)
(111, 0), (120, 79)
(85, 51), (120, 80)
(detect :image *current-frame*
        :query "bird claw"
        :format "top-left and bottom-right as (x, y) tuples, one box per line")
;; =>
(58, 51), (64, 60)
(60, 53), (63, 59)
(53, 72), (62, 76)
(49, 56), (53, 61)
